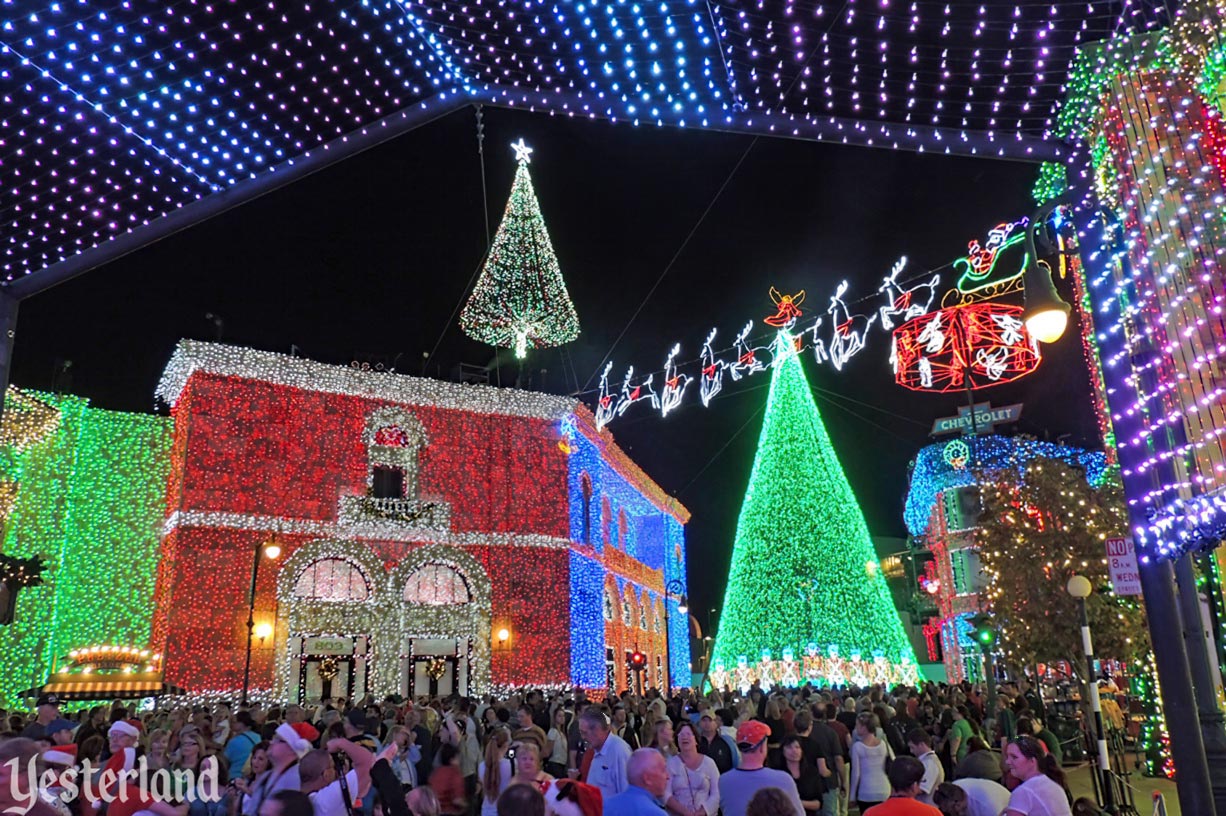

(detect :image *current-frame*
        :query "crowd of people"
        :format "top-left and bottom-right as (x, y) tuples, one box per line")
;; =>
(0, 680), (1108, 816)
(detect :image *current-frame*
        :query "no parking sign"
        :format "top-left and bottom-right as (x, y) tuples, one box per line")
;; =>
(1105, 537), (1142, 595)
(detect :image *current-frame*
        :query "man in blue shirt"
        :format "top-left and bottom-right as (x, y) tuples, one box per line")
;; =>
(223, 712), (261, 781)
(719, 720), (804, 816)
(578, 708), (632, 800)
(604, 749), (670, 815)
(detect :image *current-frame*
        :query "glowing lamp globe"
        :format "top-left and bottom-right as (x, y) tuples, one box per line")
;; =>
(1024, 308), (1070, 344)
(497, 627), (511, 643)
(254, 622), (273, 640)
(1022, 258), (1071, 343)
(1067, 574), (1093, 599)
(263, 542), (282, 560)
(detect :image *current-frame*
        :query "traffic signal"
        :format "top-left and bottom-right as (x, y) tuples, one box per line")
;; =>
(968, 613), (997, 648)
(628, 650), (646, 672)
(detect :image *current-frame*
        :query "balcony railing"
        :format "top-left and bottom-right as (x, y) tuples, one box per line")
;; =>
(338, 495), (451, 533)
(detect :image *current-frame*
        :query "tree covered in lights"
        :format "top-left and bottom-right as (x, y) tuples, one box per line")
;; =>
(711, 336), (917, 674)
(460, 140), (580, 359)
(976, 458), (1148, 673)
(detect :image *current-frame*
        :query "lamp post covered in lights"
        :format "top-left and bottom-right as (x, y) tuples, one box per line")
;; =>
(1067, 574), (1116, 813)
(242, 538), (281, 706)
(663, 579), (687, 692)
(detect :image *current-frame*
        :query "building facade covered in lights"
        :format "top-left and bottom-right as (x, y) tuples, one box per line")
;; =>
(150, 341), (690, 701)
(0, 342), (689, 705)
(904, 435), (1107, 683)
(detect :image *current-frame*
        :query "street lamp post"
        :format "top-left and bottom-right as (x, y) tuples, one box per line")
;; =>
(242, 539), (282, 706)
(663, 579), (687, 692)
(1067, 574), (1116, 813)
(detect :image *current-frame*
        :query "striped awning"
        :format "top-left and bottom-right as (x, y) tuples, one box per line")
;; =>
(21, 672), (187, 701)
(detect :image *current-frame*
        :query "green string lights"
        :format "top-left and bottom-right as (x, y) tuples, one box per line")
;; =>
(0, 393), (172, 706)
(460, 140), (580, 359)
(711, 335), (918, 684)
(1031, 162), (1068, 205)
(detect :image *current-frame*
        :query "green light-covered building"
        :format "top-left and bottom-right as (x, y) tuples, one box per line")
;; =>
(0, 391), (172, 706)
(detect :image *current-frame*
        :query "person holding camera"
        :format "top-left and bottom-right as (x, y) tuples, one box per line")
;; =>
(298, 739), (375, 816)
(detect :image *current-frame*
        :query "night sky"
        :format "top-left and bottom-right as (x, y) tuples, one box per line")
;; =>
(10, 106), (1101, 622)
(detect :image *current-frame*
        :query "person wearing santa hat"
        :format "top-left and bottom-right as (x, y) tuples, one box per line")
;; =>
(239, 722), (317, 816)
(91, 720), (188, 816)
(42, 743), (77, 816)
(544, 779), (602, 816)
(0, 738), (62, 816)
(91, 719), (142, 807)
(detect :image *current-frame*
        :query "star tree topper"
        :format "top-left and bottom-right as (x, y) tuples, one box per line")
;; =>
(511, 138), (534, 163)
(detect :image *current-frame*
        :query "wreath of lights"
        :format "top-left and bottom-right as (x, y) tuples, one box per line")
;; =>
(942, 440), (970, 470)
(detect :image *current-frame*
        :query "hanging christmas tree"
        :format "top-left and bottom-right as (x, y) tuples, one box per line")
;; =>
(710, 335), (918, 689)
(460, 140), (580, 359)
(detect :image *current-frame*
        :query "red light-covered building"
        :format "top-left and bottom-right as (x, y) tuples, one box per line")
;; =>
(149, 341), (689, 701)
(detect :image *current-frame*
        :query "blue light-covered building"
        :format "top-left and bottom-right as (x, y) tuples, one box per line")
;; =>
(905, 435), (1106, 682)
(566, 410), (691, 692)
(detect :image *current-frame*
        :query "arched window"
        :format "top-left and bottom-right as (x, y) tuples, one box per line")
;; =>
(365, 409), (427, 502)
(654, 601), (665, 634)
(294, 558), (370, 602)
(639, 594), (648, 630)
(603, 588), (615, 622)
(622, 595), (633, 627)
(403, 563), (472, 605)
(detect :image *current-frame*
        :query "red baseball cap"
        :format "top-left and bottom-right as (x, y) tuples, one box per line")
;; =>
(735, 720), (771, 749)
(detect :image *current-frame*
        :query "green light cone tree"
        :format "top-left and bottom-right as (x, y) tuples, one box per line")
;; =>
(711, 335), (917, 685)
(460, 140), (580, 359)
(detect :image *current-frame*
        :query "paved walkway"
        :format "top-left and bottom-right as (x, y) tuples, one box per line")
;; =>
(1064, 764), (1179, 816)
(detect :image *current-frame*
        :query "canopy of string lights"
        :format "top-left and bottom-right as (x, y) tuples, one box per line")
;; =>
(2, 1), (1171, 292)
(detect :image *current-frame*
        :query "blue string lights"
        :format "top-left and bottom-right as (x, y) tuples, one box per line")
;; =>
(2, 2), (1173, 284)
(904, 435), (1108, 537)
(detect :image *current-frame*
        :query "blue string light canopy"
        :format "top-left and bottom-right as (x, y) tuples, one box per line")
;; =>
(1, 1), (1172, 292)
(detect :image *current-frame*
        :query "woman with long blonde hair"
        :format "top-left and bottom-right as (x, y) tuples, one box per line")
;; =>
(478, 728), (511, 816)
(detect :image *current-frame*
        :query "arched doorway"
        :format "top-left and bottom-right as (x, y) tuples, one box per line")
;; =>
(388, 545), (492, 697)
(276, 540), (385, 704)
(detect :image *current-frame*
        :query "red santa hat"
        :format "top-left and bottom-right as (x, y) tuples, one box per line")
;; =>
(545, 780), (602, 816)
(275, 722), (319, 758)
(108, 719), (142, 739)
(43, 744), (77, 766)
